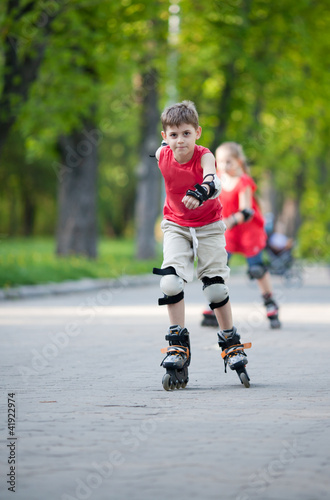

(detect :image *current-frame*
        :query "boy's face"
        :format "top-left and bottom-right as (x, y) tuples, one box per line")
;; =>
(162, 123), (201, 163)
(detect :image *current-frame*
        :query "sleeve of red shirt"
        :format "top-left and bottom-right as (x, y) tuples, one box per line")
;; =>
(240, 174), (257, 193)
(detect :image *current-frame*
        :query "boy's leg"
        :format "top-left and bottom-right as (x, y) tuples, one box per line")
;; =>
(154, 221), (193, 325)
(197, 221), (231, 329)
(161, 220), (194, 284)
(154, 221), (194, 390)
(196, 223), (250, 386)
(213, 297), (250, 387)
(213, 300), (233, 331)
(167, 300), (185, 327)
(201, 251), (232, 327)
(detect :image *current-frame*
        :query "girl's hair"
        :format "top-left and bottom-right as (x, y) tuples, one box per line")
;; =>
(216, 141), (249, 173)
(161, 100), (199, 131)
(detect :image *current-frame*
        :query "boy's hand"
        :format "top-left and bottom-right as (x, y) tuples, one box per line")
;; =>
(183, 183), (209, 209)
(182, 194), (201, 210)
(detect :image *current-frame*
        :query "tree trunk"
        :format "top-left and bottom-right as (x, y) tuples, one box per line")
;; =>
(8, 191), (19, 236)
(22, 193), (36, 236)
(135, 68), (161, 259)
(56, 123), (99, 258)
(211, 62), (236, 152)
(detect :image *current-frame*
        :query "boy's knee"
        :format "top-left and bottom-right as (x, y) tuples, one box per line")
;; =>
(153, 266), (185, 305)
(160, 274), (184, 296)
(202, 276), (229, 309)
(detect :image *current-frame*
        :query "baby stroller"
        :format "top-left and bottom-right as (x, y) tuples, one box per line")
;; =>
(264, 215), (303, 287)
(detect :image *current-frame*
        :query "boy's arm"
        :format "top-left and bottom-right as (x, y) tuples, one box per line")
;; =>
(155, 147), (162, 161)
(200, 153), (219, 195)
(155, 140), (168, 162)
(182, 153), (221, 210)
(201, 152), (216, 176)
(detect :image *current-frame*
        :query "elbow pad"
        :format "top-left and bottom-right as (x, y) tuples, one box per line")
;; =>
(202, 174), (221, 199)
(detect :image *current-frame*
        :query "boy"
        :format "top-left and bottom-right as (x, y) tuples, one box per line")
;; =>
(153, 101), (251, 390)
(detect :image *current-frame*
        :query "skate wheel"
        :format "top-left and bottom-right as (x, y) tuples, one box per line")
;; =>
(239, 372), (250, 388)
(181, 381), (187, 389)
(162, 373), (172, 391)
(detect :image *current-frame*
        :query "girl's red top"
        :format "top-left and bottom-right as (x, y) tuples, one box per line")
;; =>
(158, 145), (222, 227)
(220, 173), (266, 257)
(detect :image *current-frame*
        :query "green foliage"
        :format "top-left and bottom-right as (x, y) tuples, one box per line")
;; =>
(0, 0), (168, 238)
(0, 237), (163, 287)
(298, 188), (330, 260)
(0, 0), (329, 258)
(177, 0), (330, 257)
(0, 129), (56, 236)
(0, 236), (252, 288)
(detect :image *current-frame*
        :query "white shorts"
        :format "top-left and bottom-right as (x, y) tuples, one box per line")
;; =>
(161, 219), (230, 283)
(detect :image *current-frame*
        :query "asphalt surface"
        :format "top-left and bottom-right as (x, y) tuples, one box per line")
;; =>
(1, 265), (330, 500)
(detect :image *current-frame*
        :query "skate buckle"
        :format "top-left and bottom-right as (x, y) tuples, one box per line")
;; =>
(221, 342), (252, 359)
(160, 345), (189, 357)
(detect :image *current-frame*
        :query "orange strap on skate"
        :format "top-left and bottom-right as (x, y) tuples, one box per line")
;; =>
(161, 345), (189, 358)
(221, 342), (252, 359)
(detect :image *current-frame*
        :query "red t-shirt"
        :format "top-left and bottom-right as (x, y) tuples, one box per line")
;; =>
(220, 173), (266, 257)
(158, 145), (222, 227)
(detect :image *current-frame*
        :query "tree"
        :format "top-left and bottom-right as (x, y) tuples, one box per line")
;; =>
(56, 122), (99, 257)
(0, 129), (56, 236)
(177, 0), (330, 256)
(1, 0), (328, 261)
(135, 67), (162, 259)
(0, 0), (58, 155)
(1, 0), (168, 257)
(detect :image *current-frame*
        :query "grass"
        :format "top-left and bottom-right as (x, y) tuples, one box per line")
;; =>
(0, 237), (247, 289)
(0, 237), (163, 288)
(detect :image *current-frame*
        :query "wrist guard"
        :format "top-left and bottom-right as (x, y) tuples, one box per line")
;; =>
(185, 174), (221, 205)
(186, 184), (209, 205)
(241, 208), (254, 222)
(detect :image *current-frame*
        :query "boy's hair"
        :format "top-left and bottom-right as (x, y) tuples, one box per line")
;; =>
(216, 141), (249, 173)
(161, 100), (199, 131)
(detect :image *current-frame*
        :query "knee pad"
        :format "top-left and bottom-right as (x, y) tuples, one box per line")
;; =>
(160, 274), (184, 296)
(202, 276), (229, 310)
(153, 266), (184, 305)
(248, 264), (267, 280)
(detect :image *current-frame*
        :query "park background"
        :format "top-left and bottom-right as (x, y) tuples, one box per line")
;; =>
(0, 0), (329, 288)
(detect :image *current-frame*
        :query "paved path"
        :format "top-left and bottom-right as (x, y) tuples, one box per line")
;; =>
(1, 266), (330, 500)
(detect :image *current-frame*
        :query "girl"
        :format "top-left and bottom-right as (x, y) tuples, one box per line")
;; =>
(202, 141), (281, 329)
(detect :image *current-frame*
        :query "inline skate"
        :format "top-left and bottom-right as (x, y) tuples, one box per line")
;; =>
(263, 293), (281, 329)
(217, 327), (251, 388)
(160, 325), (191, 391)
(201, 308), (218, 327)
